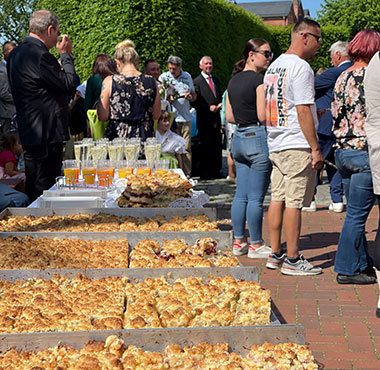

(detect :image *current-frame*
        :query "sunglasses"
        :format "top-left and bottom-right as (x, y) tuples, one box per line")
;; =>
(254, 50), (274, 59)
(301, 32), (322, 43)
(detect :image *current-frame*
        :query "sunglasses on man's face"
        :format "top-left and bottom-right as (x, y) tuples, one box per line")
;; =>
(301, 32), (322, 44)
(253, 50), (274, 59)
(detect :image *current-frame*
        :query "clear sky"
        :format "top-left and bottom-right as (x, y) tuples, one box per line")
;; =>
(235, 0), (323, 19)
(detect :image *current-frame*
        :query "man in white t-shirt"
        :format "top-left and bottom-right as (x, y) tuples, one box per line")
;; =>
(263, 18), (323, 276)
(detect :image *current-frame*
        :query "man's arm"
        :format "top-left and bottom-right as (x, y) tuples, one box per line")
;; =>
(184, 74), (196, 102)
(40, 53), (79, 96)
(314, 68), (338, 90)
(39, 35), (79, 96)
(296, 104), (323, 170)
(0, 68), (14, 104)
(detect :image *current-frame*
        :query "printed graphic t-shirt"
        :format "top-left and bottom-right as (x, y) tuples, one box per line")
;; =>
(264, 54), (318, 153)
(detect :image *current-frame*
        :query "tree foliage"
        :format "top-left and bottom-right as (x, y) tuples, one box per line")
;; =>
(318, 0), (380, 38)
(0, 0), (36, 44)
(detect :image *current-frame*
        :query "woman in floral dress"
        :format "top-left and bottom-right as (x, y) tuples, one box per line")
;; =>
(332, 29), (380, 285)
(97, 40), (160, 145)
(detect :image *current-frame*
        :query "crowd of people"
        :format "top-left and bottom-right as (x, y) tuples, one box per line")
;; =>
(2, 10), (380, 315)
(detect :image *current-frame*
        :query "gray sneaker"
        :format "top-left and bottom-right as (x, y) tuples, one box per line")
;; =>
(266, 252), (286, 269)
(281, 254), (322, 276)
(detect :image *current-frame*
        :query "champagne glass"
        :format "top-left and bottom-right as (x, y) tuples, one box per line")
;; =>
(90, 145), (103, 161)
(124, 143), (136, 161)
(154, 143), (162, 161)
(144, 143), (156, 162)
(74, 141), (83, 161)
(108, 143), (120, 161)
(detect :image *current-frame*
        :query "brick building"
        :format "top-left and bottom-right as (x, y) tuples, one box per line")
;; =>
(239, 0), (310, 26)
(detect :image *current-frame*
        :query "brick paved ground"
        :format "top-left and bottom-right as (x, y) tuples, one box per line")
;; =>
(195, 162), (380, 370)
(239, 206), (380, 370)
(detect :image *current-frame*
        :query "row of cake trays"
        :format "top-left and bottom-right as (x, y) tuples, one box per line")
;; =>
(0, 207), (305, 354)
(0, 267), (303, 353)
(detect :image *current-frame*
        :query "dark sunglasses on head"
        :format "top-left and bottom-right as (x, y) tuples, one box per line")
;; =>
(301, 32), (322, 43)
(254, 50), (274, 59)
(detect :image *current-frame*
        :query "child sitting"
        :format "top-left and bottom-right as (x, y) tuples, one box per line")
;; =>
(0, 132), (25, 181)
(155, 110), (186, 169)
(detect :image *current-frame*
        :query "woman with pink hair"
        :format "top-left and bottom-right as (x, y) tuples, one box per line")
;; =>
(332, 29), (380, 285)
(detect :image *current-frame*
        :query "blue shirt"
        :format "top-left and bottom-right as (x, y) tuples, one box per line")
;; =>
(159, 70), (194, 122)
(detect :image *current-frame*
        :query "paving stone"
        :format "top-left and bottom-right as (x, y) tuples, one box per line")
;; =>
(194, 155), (380, 368)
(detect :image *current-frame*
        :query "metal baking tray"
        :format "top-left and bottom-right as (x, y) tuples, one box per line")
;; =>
(0, 266), (256, 282)
(42, 189), (108, 198)
(0, 325), (305, 354)
(0, 232), (240, 271)
(0, 207), (217, 220)
(0, 269), (280, 347)
(37, 196), (105, 208)
(0, 231), (232, 246)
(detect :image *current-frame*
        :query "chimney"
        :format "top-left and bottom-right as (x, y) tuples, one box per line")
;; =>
(293, 0), (299, 19)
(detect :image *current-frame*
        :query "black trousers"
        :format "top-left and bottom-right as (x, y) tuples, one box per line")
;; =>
(23, 143), (64, 202)
(198, 128), (222, 179)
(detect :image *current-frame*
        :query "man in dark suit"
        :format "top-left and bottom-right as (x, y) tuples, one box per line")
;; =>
(0, 41), (16, 137)
(7, 10), (79, 201)
(193, 56), (222, 179)
(302, 41), (352, 213)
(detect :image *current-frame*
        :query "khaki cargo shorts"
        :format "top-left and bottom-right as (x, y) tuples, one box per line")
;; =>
(269, 148), (316, 209)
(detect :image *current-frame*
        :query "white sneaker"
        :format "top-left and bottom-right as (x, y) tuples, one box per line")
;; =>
(248, 244), (272, 258)
(232, 242), (248, 256)
(302, 201), (316, 212)
(329, 202), (344, 213)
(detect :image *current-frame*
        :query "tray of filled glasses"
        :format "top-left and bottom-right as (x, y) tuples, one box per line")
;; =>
(62, 137), (181, 189)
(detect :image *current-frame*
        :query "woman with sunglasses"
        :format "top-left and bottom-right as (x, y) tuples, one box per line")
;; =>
(226, 38), (273, 258)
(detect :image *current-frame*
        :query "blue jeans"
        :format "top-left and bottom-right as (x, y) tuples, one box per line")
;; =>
(0, 183), (29, 212)
(334, 149), (375, 275)
(231, 126), (271, 242)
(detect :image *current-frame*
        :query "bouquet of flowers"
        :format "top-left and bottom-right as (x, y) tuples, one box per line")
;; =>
(158, 79), (181, 101)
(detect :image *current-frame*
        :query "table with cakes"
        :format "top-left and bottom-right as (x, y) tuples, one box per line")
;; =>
(0, 137), (318, 369)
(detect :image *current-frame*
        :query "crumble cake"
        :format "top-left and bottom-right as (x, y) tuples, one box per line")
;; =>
(116, 172), (192, 207)
(0, 336), (318, 369)
(129, 238), (238, 268)
(0, 213), (218, 232)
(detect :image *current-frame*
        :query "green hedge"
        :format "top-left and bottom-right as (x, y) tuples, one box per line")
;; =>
(35, 0), (271, 89)
(35, 0), (350, 87)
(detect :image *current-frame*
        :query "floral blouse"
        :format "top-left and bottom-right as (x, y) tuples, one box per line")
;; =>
(109, 73), (156, 123)
(332, 67), (367, 150)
